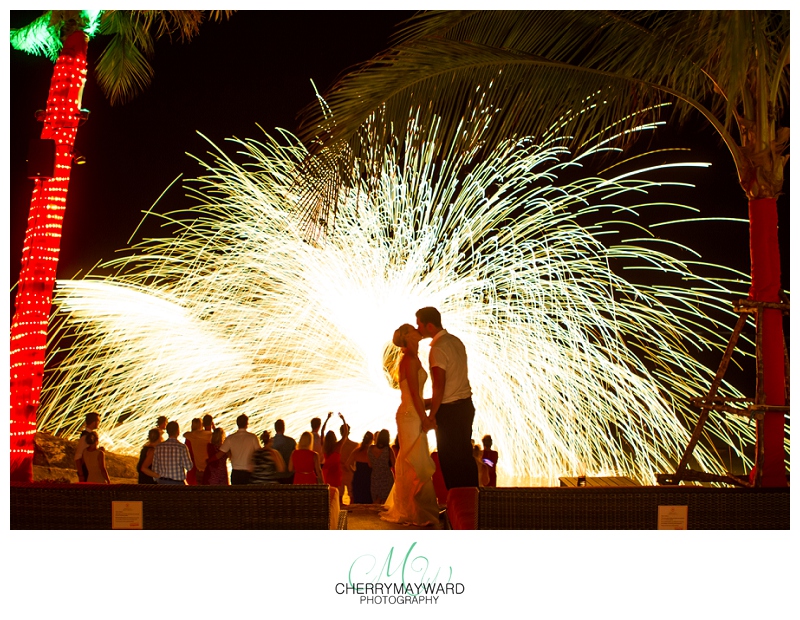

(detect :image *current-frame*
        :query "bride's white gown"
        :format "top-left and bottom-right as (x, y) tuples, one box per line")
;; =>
(381, 367), (439, 527)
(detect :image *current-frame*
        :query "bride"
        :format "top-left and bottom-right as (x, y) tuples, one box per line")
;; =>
(381, 323), (440, 527)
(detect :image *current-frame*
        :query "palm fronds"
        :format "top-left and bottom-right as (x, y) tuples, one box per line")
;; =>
(11, 11), (104, 59)
(295, 10), (789, 235)
(11, 12), (62, 60)
(95, 11), (232, 106)
(95, 17), (156, 107)
(11, 10), (233, 106)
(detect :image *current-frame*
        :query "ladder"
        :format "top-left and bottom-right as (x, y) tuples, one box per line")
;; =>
(657, 297), (789, 487)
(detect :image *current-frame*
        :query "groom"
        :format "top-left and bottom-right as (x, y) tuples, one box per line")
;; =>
(416, 307), (479, 489)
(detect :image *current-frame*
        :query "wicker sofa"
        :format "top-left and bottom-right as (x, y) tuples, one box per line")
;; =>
(447, 486), (790, 529)
(11, 482), (343, 530)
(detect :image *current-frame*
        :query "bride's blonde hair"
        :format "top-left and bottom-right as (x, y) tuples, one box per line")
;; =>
(383, 323), (415, 389)
(392, 323), (416, 348)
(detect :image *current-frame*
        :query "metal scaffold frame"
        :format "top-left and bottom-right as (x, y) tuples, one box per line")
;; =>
(657, 297), (790, 487)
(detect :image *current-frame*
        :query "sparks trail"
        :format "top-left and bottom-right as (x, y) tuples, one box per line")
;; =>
(40, 113), (754, 484)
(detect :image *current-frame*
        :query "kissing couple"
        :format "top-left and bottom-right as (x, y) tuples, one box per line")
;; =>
(381, 307), (479, 527)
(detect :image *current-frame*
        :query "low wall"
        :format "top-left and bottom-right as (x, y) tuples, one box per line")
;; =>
(446, 486), (790, 529)
(11, 482), (341, 530)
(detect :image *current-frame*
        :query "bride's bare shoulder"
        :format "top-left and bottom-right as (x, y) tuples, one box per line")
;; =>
(398, 352), (419, 376)
(401, 352), (421, 367)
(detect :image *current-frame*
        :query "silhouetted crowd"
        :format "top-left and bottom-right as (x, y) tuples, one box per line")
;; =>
(73, 410), (498, 500)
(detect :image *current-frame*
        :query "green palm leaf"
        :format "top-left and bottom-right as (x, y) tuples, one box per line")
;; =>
(11, 11), (104, 59)
(10, 10), (233, 107)
(10, 11), (65, 61)
(95, 22), (155, 106)
(94, 10), (232, 106)
(391, 10), (789, 133)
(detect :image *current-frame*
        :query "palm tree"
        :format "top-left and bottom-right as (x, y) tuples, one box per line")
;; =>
(9, 10), (230, 482)
(297, 11), (789, 486)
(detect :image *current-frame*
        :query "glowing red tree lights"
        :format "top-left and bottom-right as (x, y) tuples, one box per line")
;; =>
(10, 12), (229, 482)
(10, 30), (88, 482)
(748, 197), (787, 487)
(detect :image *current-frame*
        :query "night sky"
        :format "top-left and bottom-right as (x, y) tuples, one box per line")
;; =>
(8, 10), (791, 395)
(9, 10), (417, 284)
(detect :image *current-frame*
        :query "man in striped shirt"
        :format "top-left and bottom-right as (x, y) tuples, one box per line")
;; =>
(152, 421), (194, 485)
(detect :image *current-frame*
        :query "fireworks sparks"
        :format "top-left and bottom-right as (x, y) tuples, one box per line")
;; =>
(40, 114), (755, 485)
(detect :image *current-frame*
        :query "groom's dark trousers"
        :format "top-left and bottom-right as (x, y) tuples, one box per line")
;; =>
(435, 396), (479, 489)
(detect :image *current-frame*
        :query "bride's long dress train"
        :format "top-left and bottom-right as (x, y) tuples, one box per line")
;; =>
(381, 368), (439, 527)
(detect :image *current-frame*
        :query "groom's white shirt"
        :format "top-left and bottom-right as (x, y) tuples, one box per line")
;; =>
(429, 329), (471, 403)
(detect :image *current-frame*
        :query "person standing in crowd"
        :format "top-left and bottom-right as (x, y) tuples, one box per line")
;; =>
(337, 418), (358, 502)
(155, 415), (168, 438)
(322, 430), (344, 500)
(82, 431), (110, 484)
(220, 414), (260, 484)
(137, 428), (163, 484)
(185, 417), (213, 485)
(289, 431), (323, 484)
(481, 434), (498, 487)
(368, 429), (395, 504)
(183, 418), (203, 484)
(74, 411), (101, 482)
(310, 416), (324, 459)
(347, 431), (374, 504)
(321, 412), (355, 495)
(416, 306), (479, 489)
(151, 421), (193, 485)
(250, 431), (286, 484)
(271, 419), (296, 484)
(203, 428), (229, 485)
(184, 418), (202, 439)
(473, 443), (490, 487)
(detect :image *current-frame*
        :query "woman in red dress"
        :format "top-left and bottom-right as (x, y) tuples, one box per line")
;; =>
(289, 431), (323, 484)
(203, 428), (229, 485)
(321, 430), (343, 500)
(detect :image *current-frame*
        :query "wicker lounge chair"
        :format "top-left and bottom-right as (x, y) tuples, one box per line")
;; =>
(11, 482), (344, 530)
(445, 486), (789, 529)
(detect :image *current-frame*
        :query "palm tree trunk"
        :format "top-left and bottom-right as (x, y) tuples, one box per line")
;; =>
(748, 196), (788, 487)
(10, 30), (88, 482)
